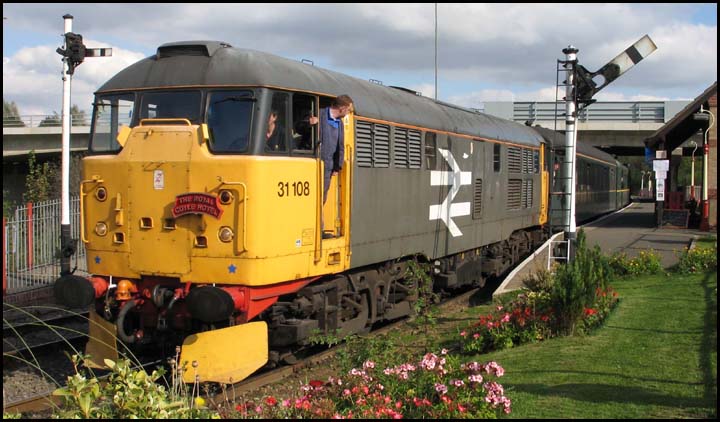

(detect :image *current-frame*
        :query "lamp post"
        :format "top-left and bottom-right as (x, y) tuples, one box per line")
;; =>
(689, 140), (697, 200)
(693, 107), (715, 231)
(640, 170), (646, 198)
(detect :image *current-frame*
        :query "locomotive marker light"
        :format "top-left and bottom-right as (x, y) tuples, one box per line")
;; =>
(560, 35), (656, 260)
(55, 14), (111, 277)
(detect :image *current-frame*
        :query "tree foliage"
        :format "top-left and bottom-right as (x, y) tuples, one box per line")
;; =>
(3, 98), (25, 127)
(23, 151), (60, 203)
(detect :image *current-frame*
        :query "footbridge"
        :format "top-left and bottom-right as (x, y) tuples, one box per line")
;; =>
(483, 100), (701, 155)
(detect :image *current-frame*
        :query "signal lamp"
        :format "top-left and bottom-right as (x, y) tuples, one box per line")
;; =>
(95, 222), (108, 236)
(219, 190), (234, 204)
(95, 187), (107, 201)
(219, 226), (234, 242)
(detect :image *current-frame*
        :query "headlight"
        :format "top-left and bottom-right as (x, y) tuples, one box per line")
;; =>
(95, 187), (107, 201)
(219, 226), (234, 242)
(219, 190), (234, 204)
(95, 222), (108, 236)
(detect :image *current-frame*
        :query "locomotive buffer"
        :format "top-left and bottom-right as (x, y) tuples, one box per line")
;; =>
(552, 35), (656, 261)
(55, 14), (111, 276)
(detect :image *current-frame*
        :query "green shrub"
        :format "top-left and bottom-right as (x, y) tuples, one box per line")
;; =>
(52, 354), (218, 419)
(521, 267), (555, 293)
(676, 243), (717, 274)
(550, 230), (613, 335)
(609, 249), (663, 277)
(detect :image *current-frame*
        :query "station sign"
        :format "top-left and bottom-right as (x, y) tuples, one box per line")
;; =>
(653, 159), (669, 172)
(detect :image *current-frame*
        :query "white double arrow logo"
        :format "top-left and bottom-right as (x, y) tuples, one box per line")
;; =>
(429, 148), (472, 237)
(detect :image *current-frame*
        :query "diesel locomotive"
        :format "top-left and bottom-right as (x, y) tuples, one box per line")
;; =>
(54, 41), (629, 383)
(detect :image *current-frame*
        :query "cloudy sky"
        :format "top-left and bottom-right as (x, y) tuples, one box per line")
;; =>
(3, 3), (717, 117)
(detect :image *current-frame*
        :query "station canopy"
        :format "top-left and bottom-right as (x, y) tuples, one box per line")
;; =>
(644, 81), (717, 152)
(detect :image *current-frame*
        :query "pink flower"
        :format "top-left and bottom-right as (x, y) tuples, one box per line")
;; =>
(501, 313), (511, 323)
(363, 360), (376, 370)
(460, 330), (467, 337)
(468, 374), (483, 383)
(483, 361), (505, 377)
(435, 383), (448, 394)
(496, 305), (503, 311)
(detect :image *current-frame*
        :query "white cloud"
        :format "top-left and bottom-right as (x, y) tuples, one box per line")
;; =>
(3, 40), (145, 116)
(2, 3), (716, 116)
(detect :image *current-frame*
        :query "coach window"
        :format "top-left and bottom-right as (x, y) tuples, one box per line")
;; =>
(493, 143), (501, 172)
(206, 90), (255, 153)
(291, 93), (317, 154)
(424, 132), (437, 169)
(90, 93), (134, 153)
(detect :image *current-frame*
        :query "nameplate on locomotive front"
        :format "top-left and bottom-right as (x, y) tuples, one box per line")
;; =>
(172, 193), (224, 219)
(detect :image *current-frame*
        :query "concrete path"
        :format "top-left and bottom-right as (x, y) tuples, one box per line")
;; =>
(494, 201), (715, 296)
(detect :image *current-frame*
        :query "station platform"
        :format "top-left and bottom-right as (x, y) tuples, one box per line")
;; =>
(494, 201), (714, 297)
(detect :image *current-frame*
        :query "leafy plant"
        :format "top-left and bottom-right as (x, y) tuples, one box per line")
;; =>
(52, 354), (218, 419)
(609, 249), (663, 277)
(675, 242), (717, 274)
(24, 151), (60, 203)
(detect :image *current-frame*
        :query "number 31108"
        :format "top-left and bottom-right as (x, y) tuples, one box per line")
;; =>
(278, 181), (310, 197)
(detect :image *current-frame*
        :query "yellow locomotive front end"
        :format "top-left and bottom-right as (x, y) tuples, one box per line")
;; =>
(55, 87), (354, 383)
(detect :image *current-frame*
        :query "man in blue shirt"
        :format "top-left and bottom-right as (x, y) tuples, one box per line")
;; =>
(306, 95), (354, 238)
(308, 95), (354, 204)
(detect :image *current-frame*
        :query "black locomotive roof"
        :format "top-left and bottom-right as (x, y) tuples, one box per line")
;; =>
(98, 41), (543, 147)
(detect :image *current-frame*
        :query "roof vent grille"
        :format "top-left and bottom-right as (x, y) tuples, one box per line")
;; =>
(157, 41), (232, 59)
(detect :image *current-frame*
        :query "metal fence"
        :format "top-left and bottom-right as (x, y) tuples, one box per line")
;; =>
(3, 196), (88, 295)
(3, 114), (91, 128)
(512, 101), (665, 123)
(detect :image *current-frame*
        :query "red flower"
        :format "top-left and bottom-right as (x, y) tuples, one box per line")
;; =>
(309, 380), (324, 388)
(265, 396), (278, 406)
(584, 308), (597, 316)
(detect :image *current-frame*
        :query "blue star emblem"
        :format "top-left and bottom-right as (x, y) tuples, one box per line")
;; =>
(95, 256), (101, 264)
(228, 264), (237, 274)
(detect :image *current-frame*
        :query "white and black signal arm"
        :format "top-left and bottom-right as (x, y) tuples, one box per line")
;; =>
(56, 27), (112, 74)
(574, 35), (657, 104)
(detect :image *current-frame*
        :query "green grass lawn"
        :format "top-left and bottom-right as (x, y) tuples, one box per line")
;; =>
(475, 270), (717, 419)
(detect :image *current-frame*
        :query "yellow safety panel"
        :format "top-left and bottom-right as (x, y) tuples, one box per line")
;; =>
(85, 309), (119, 369)
(180, 321), (268, 384)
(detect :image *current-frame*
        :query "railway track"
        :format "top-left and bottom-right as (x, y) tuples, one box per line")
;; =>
(2, 285), (484, 416)
(3, 282), (486, 413)
(3, 310), (89, 356)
